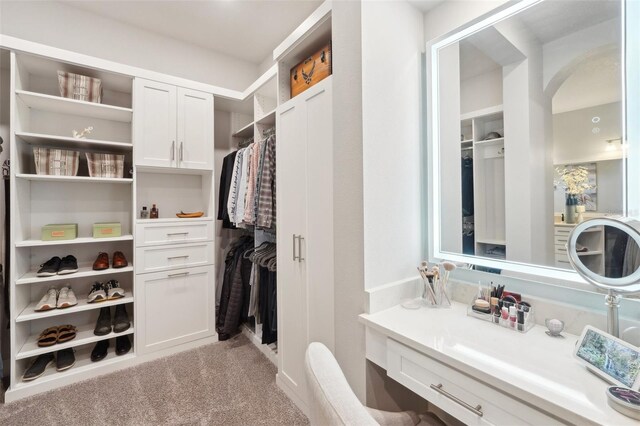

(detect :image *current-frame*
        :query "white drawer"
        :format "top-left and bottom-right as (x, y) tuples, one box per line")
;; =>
(136, 221), (213, 247)
(554, 226), (572, 237)
(386, 339), (561, 426)
(554, 246), (568, 256)
(554, 235), (569, 246)
(136, 242), (213, 273)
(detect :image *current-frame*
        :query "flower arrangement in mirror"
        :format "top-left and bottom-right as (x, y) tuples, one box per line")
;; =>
(556, 166), (596, 224)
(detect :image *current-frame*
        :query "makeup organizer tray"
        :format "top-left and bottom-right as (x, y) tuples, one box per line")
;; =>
(466, 299), (536, 333)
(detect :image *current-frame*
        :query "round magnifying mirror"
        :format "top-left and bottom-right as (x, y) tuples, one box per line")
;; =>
(567, 218), (640, 293)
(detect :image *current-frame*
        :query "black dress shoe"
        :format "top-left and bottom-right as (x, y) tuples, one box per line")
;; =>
(116, 335), (131, 356)
(56, 348), (76, 371)
(91, 340), (109, 362)
(22, 353), (55, 381)
(58, 255), (79, 275)
(113, 304), (130, 333)
(94, 307), (112, 336)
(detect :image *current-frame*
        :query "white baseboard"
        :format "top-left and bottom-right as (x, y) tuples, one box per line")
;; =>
(240, 324), (278, 367)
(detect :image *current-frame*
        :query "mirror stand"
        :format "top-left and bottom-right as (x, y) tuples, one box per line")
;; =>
(605, 291), (621, 337)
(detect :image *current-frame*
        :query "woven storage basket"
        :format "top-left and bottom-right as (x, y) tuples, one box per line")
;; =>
(86, 153), (124, 178)
(57, 71), (102, 103)
(33, 147), (79, 176)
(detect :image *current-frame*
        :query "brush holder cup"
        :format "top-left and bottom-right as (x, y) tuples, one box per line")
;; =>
(421, 276), (452, 308)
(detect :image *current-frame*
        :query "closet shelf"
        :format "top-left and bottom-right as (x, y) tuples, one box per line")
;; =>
(233, 121), (254, 138)
(460, 139), (473, 144)
(16, 264), (134, 285)
(17, 296), (134, 323)
(474, 137), (504, 146)
(136, 217), (213, 224)
(16, 235), (133, 248)
(256, 109), (276, 125)
(16, 131), (133, 152)
(17, 322), (135, 360)
(16, 90), (133, 123)
(476, 238), (506, 245)
(16, 174), (133, 184)
(13, 350), (135, 391)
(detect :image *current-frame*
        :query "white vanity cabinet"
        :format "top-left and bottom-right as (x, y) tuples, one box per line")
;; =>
(134, 79), (213, 170)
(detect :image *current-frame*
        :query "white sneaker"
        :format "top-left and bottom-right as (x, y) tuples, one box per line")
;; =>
(87, 282), (107, 303)
(35, 288), (58, 312)
(57, 286), (78, 309)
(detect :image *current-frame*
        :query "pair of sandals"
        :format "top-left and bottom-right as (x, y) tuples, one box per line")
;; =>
(37, 325), (77, 347)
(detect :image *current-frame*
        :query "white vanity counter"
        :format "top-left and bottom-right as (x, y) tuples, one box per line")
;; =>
(360, 302), (635, 425)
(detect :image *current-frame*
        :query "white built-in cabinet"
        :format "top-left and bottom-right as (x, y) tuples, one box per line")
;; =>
(133, 76), (216, 355)
(276, 77), (335, 410)
(134, 79), (213, 170)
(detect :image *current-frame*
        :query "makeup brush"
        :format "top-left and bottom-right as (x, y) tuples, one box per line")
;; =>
(441, 261), (456, 305)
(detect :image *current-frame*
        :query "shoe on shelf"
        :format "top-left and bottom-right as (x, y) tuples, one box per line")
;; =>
(92, 252), (110, 271)
(113, 304), (130, 333)
(57, 255), (78, 275)
(35, 287), (59, 312)
(91, 340), (109, 362)
(112, 251), (128, 269)
(116, 335), (132, 356)
(37, 256), (61, 277)
(88, 282), (107, 303)
(94, 307), (112, 336)
(104, 279), (125, 300)
(22, 353), (55, 382)
(57, 286), (78, 309)
(56, 348), (76, 372)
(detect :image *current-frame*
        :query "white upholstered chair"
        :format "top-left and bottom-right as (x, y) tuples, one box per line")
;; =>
(305, 342), (445, 426)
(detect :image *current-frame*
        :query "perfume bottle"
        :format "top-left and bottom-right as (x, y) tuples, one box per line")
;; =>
(150, 204), (159, 219)
(140, 206), (149, 219)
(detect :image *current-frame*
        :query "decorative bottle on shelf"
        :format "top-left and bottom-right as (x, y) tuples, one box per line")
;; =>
(150, 204), (159, 219)
(140, 206), (149, 219)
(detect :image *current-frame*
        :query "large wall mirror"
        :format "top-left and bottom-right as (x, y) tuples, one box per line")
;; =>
(430, 0), (633, 282)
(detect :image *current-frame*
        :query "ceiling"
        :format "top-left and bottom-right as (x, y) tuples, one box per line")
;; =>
(553, 48), (621, 113)
(61, 0), (323, 64)
(516, 0), (620, 44)
(406, 0), (445, 13)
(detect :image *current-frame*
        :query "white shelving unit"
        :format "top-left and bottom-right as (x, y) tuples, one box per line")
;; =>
(8, 50), (136, 399)
(460, 106), (506, 259)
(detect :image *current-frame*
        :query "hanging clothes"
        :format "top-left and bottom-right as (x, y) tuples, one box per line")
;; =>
(227, 148), (246, 223)
(461, 157), (474, 217)
(256, 135), (276, 229)
(243, 139), (263, 225)
(217, 151), (238, 229)
(233, 145), (252, 226)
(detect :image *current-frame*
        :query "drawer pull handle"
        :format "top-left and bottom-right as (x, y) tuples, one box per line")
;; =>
(168, 271), (189, 278)
(430, 383), (483, 417)
(167, 232), (189, 236)
(167, 255), (190, 260)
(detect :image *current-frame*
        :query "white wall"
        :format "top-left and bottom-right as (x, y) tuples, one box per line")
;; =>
(0, 1), (259, 91)
(461, 68), (503, 114)
(0, 60), (9, 377)
(424, 1), (508, 43)
(332, 0), (366, 401)
(362, 0), (424, 290)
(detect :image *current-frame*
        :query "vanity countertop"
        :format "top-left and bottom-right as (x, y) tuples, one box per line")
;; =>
(360, 302), (635, 426)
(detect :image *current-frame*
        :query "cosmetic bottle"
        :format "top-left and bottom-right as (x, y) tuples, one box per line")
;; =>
(501, 306), (509, 325)
(517, 309), (525, 331)
(150, 204), (159, 219)
(493, 304), (501, 324)
(509, 306), (517, 328)
(140, 206), (149, 219)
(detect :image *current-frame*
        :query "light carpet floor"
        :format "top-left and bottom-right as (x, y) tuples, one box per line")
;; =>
(0, 334), (309, 425)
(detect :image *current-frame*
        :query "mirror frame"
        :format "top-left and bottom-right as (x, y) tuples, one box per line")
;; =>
(568, 218), (640, 293)
(427, 0), (632, 288)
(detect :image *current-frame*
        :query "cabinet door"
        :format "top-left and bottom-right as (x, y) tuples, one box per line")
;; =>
(177, 88), (214, 170)
(276, 92), (309, 404)
(134, 79), (177, 168)
(136, 265), (215, 354)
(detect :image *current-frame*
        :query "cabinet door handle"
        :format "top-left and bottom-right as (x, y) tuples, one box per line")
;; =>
(167, 232), (189, 236)
(171, 140), (175, 161)
(430, 384), (482, 417)
(292, 234), (298, 261)
(297, 235), (304, 262)
(167, 255), (190, 260)
(180, 142), (184, 162)
(168, 271), (189, 277)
